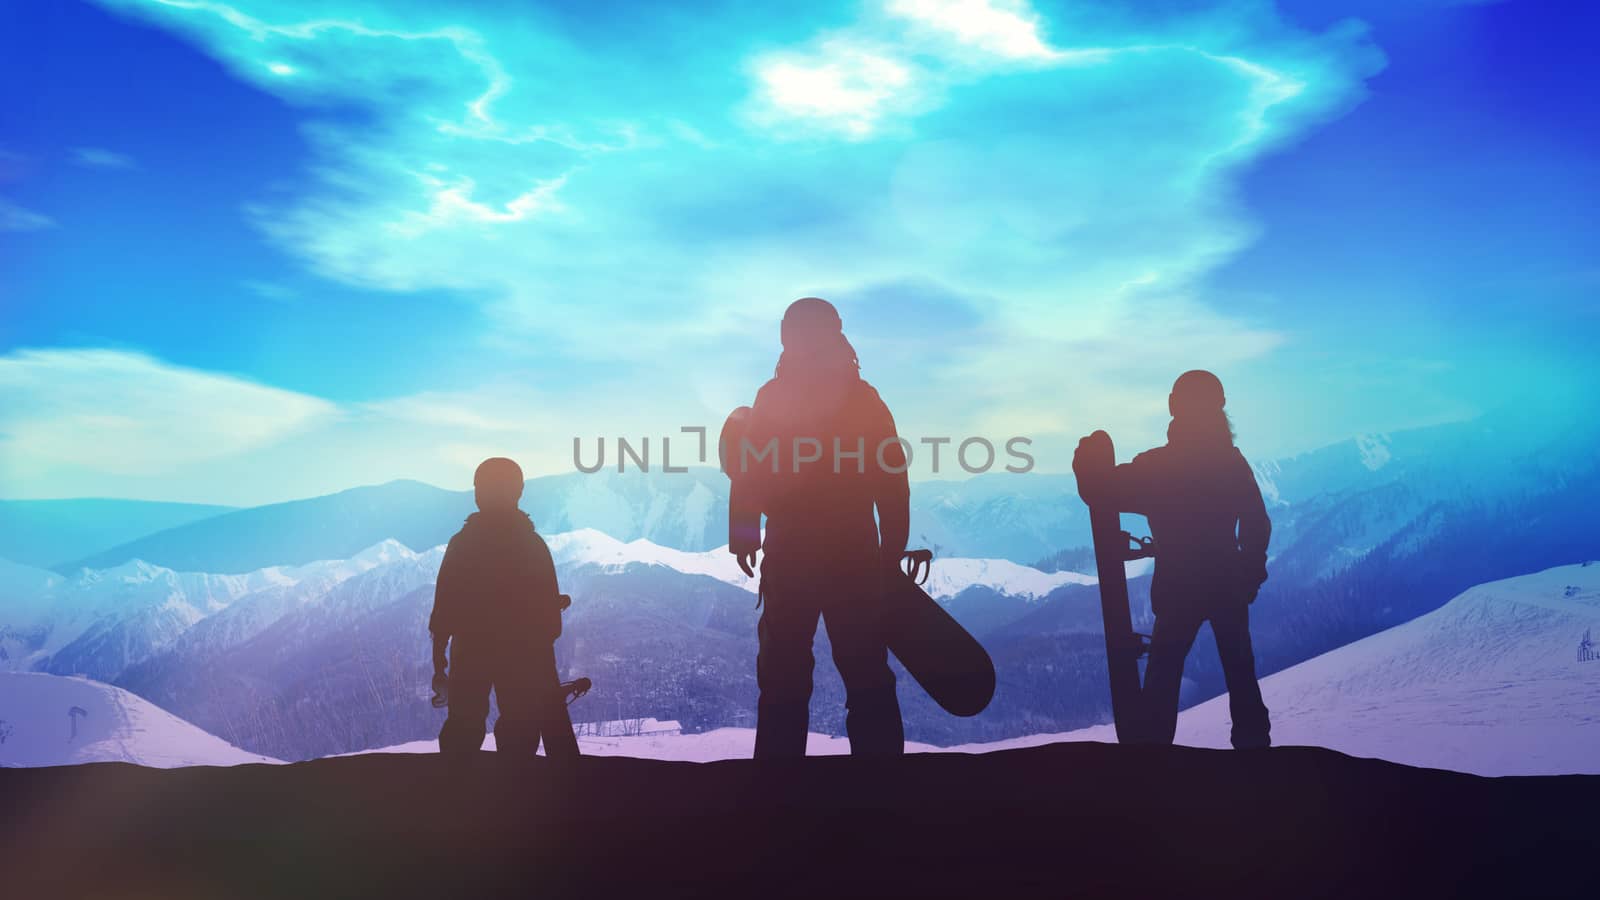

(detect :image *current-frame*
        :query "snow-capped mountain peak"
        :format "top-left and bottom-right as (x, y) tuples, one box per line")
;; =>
(546, 528), (1090, 601)
(547, 528), (756, 591)
(347, 538), (415, 567)
(919, 557), (1094, 601)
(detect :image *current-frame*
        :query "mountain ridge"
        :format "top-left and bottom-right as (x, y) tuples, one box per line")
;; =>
(0, 498), (236, 570)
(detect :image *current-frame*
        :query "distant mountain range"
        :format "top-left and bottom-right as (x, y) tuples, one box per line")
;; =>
(1, 529), (1111, 759)
(12, 406), (1588, 580)
(0, 498), (234, 569)
(2, 408), (1596, 761)
(45, 469), (1087, 574)
(59, 479), (478, 575)
(9, 561), (1595, 776)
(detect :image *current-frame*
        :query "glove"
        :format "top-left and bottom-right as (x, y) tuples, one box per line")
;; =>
(430, 671), (449, 708)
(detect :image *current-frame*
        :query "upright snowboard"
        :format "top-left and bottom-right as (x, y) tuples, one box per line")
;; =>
(720, 406), (994, 718)
(1073, 430), (1155, 743)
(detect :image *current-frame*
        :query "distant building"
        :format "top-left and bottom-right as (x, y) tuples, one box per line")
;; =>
(1581, 628), (1596, 663)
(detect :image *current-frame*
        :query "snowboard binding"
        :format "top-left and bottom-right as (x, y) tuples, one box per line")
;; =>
(1122, 532), (1156, 561)
(901, 549), (934, 585)
(562, 677), (593, 706)
(1121, 532), (1155, 659)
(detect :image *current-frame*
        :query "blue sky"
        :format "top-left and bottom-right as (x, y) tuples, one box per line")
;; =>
(1, 0), (1595, 505)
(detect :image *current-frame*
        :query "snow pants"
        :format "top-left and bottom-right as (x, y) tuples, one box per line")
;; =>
(754, 572), (904, 758)
(1141, 604), (1271, 749)
(439, 640), (579, 758)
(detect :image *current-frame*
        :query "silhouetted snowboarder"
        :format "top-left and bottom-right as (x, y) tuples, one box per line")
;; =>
(1074, 370), (1272, 749)
(731, 298), (911, 757)
(429, 457), (579, 758)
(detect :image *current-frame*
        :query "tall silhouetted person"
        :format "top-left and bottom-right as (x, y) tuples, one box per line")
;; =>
(1075, 371), (1272, 748)
(429, 457), (579, 758)
(734, 298), (910, 757)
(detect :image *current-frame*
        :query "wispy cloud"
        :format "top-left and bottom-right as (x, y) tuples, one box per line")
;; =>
(0, 197), (55, 232)
(0, 349), (336, 481)
(70, 146), (138, 171)
(0, 344), (708, 502)
(240, 280), (299, 302)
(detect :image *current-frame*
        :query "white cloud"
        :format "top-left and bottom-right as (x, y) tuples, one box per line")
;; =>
(0, 198), (55, 232)
(70, 147), (139, 171)
(387, 171), (567, 236)
(0, 349), (336, 480)
(887, 0), (1057, 60)
(753, 42), (917, 137)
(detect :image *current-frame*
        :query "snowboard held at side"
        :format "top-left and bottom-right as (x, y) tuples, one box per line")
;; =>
(720, 405), (994, 718)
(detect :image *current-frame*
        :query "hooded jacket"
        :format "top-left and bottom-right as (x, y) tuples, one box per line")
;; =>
(429, 509), (563, 649)
(740, 369), (909, 574)
(1080, 421), (1271, 616)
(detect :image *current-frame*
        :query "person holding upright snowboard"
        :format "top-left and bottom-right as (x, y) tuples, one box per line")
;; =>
(729, 298), (911, 758)
(1074, 370), (1272, 749)
(429, 457), (580, 759)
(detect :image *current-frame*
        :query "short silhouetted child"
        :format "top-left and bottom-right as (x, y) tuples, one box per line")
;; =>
(429, 457), (579, 758)
(1075, 370), (1272, 749)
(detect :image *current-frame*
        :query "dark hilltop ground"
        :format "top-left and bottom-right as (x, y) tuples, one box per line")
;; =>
(3, 742), (1596, 899)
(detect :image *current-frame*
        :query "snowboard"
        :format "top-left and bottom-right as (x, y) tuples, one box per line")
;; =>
(431, 676), (593, 710)
(883, 550), (996, 717)
(1073, 430), (1154, 743)
(720, 406), (995, 718)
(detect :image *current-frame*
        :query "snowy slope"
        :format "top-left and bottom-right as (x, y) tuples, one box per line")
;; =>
(0, 672), (278, 767)
(1056, 562), (1600, 775)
